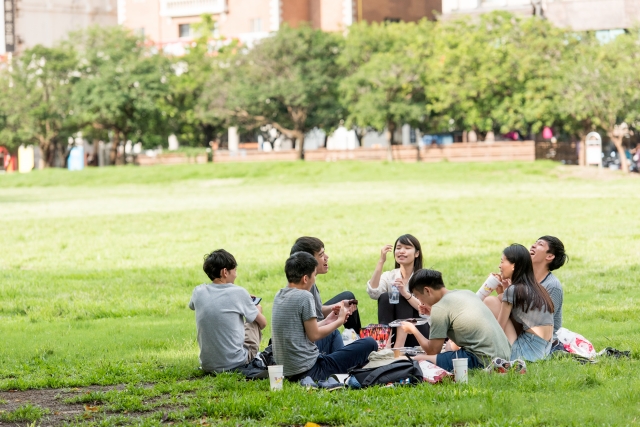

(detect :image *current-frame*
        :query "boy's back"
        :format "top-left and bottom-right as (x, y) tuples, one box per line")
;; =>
(189, 283), (258, 372)
(271, 287), (319, 377)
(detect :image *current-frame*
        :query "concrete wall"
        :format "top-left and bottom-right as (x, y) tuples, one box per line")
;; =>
(544, 0), (640, 31)
(310, 0), (346, 31)
(222, 0), (272, 37)
(441, 0), (640, 31)
(5, 0), (117, 54)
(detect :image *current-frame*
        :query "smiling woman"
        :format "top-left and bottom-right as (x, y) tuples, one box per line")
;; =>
(366, 234), (429, 348)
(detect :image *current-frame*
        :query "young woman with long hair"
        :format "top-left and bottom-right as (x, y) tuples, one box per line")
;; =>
(485, 244), (555, 361)
(367, 234), (429, 348)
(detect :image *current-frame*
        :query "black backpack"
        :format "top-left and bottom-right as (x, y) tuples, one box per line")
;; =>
(347, 356), (424, 388)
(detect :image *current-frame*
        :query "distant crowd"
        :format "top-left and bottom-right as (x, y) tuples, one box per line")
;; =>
(188, 234), (567, 380)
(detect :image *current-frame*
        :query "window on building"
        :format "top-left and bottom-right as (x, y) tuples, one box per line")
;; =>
(179, 24), (191, 38)
(136, 27), (145, 37)
(595, 29), (626, 44)
(251, 18), (263, 33)
(212, 21), (220, 37)
(384, 18), (401, 23)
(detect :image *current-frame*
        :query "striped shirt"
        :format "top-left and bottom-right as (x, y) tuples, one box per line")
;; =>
(541, 272), (564, 341)
(272, 287), (319, 377)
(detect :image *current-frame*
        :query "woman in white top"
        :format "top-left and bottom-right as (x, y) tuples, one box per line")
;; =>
(367, 234), (429, 348)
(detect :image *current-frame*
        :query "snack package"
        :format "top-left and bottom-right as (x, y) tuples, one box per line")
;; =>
(418, 360), (452, 384)
(359, 324), (392, 350)
(556, 327), (596, 359)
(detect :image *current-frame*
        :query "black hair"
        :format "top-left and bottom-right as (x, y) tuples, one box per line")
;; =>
(290, 236), (324, 256)
(408, 269), (445, 294)
(285, 251), (318, 284)
(203, 249), (237, 281)
(504, 244), (554, 314)
(538, 235), (568, 271)
(393, 234), (423, 271)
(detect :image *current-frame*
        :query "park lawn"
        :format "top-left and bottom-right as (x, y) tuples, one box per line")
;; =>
(0, 160), (639, 426)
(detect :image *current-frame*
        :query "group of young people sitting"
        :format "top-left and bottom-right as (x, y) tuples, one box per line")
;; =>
(189, 234), (567, 381)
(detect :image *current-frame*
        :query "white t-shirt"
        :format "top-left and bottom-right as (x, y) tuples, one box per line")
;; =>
(366, 268), (413, 299)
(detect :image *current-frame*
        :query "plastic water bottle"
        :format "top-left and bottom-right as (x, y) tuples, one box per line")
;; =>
(389, 285), (400, 304)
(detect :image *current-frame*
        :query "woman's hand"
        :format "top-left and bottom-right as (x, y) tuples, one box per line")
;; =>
(394, 277), (410, 299)
(380, 244), (393, 263)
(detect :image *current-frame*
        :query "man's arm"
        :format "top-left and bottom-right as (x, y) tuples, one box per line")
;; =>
(401, 322), (445, 355)
(304, 306), (347, 342)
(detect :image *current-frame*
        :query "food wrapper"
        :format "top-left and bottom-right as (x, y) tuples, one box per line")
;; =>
(419, 360), (452, 384)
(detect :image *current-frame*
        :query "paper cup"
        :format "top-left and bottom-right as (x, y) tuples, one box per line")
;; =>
(452, 358), (468, 383)
(476, 274), (501, 300)
(268, 365), (284, 391)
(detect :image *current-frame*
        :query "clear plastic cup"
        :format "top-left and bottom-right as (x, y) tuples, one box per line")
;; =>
(389, 285), (400, 304)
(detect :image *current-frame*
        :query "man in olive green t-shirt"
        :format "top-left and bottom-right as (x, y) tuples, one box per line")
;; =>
(400, 269), (511, 372)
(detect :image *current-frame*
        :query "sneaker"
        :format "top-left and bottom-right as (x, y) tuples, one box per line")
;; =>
(299, 376), (318, 389)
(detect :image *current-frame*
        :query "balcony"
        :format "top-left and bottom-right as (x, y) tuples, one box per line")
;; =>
(160, 0), (226, 17)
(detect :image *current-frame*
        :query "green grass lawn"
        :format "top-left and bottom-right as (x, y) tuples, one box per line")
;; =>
(1, 161), (639, 426)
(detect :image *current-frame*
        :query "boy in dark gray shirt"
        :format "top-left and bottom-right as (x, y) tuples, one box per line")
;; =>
(530, 236), (568, 342)
(271, 252), (377, 380)
(189, 249), (267, 373)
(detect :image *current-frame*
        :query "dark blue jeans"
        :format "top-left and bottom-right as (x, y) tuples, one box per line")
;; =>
(294, 337), (378, 381)
(435, 349), (483, 372)
(316, 329), (344, 355)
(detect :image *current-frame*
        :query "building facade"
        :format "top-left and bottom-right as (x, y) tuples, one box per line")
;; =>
(441, 0), (640, 33)
(1, 0), (117, 55)
(120, 0), (441, 49)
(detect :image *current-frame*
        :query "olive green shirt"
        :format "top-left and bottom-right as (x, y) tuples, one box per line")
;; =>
(430, 290), (511, 365)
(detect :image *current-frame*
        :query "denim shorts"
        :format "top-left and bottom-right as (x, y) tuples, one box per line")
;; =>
(436, 349), (483, 372)
(511, 332), (552, 362)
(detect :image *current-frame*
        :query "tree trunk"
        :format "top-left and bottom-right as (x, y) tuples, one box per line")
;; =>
(354, 127), (364, 147)
(110, 130), (120, 165)
(608, 131), (629, 173)
(385, 121), (396, 162)
(294, 130), (305, 160)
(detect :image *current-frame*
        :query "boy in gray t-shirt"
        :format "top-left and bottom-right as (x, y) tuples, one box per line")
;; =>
(189, 249), (267, 373)
(272, 252), (377, 380)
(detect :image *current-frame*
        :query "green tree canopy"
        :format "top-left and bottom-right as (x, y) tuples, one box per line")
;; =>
(201, 24), (344, 159)
(558, 29), (640, 172)
(0, 45), (77, 165)
(427, 12), (572, 137)
(68, 25), (173, 163)
(339, 21), (432, 158)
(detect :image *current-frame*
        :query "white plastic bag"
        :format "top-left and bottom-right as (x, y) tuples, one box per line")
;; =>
(342, 328), (359, 345)
(556, 327), (596, 359)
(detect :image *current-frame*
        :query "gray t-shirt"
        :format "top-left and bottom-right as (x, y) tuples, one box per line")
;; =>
(188, 283), (258, 373)
(272, 287), (319, 377)
(503, 285), (554, 331)
(541, 272), (563, 340)
(429, 290), (511, 366)
(310, 284), (325, 321)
